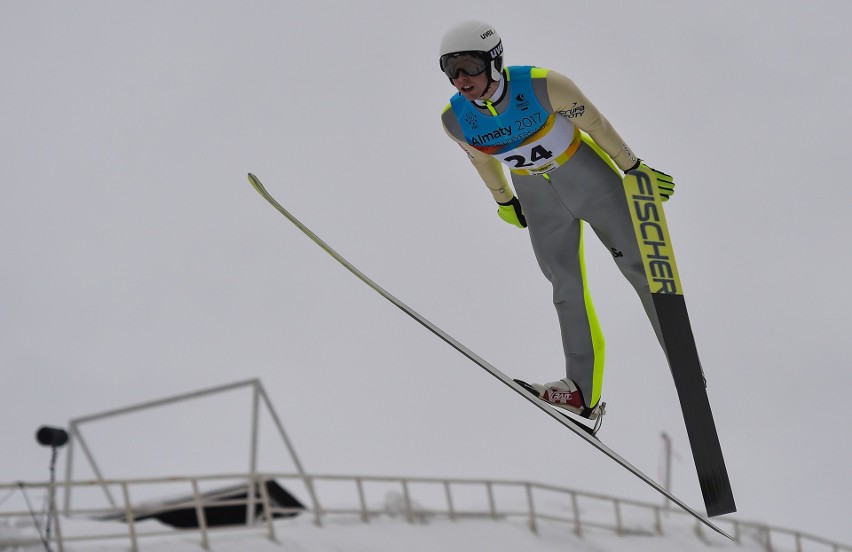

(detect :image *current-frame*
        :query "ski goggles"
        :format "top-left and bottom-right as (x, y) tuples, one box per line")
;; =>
(440, 53), (488, 80)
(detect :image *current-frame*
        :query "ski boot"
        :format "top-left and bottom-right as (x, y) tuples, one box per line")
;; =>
(515, 378), (606, 434)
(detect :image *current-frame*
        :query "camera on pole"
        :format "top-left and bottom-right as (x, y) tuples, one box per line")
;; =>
(36, 427), (69, 449)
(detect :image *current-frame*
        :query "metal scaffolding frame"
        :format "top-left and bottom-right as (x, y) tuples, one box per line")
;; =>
(61, 378), (322, 526)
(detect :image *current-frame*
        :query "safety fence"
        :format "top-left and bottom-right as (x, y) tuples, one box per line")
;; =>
(1, 472), (849, 552)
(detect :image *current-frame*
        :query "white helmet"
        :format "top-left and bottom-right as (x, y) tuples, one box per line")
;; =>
(439, 20), (504, 82)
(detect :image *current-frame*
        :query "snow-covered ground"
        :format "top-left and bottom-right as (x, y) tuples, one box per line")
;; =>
(0, 491), (828, 552)
(0, 513), (800, 552)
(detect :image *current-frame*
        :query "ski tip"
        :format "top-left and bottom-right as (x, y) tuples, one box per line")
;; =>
(247, 173), (264, 192)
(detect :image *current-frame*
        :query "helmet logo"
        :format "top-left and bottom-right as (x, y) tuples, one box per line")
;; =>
(480, 29), (495, 39)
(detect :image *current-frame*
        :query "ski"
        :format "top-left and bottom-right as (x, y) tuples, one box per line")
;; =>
(246, 173), (733, 540)
(623, 168), (736, 517)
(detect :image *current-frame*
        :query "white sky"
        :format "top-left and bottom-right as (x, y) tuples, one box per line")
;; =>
(2, 0), (851, 546)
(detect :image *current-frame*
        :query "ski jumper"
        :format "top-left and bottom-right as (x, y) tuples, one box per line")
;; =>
(441, 66), (665, 408)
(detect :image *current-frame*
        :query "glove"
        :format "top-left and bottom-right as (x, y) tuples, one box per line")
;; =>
(497, 196), (527, 228)
(628, 161), (675, 202)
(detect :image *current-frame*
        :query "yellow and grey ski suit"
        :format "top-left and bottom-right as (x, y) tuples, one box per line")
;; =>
(441, 66), (665, 408)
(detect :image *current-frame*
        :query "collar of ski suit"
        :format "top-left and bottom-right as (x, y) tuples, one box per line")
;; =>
(473, 73), (507, 115)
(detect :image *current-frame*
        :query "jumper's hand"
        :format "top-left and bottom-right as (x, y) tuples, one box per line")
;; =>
(497, 196), (527, 228)
(629, 162), (675, 202)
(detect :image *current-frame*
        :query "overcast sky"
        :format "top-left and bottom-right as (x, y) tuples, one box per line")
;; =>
(3, 0), (852, 546)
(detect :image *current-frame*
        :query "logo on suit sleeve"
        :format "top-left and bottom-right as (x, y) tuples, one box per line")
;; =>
(559, 102), (585, 118)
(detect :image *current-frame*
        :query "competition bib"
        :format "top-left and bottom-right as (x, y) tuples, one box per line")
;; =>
(495, 114), (578, 175)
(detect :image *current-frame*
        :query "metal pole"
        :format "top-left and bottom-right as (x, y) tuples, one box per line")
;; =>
(62, 435), (74, 514)
(401, 480), (414, 524)
(444, 481), (455, 522)
(661, 432), (672, 511)
(68, 423), (116, 508)
(486, 481), (497, 519)
(191, 479), (210, 552)
(120, 482), (138, 552)
(44, 447), (58, 545)
(247, 383), (261, 527)
(256, 476), (277, 543)
(256, 383), (323, 527)
(570, 491), (582, 537)
(50, 502), (64, 552)
(614, 499), (623, 535)
(525, 483), (538, 535)
(250, 382), (260, 474)
(356, 478), (369, 523)
(69, 379), (260, 425)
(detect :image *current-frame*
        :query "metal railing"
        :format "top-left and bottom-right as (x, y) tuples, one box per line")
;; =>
(1, 472), (849, 552)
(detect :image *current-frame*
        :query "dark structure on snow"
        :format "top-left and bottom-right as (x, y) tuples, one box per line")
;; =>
(102, 478), (304, 529)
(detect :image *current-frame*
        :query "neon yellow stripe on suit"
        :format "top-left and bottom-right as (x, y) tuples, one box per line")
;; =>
(580, 131), (620, 174)
(578, 221), (606, 407)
